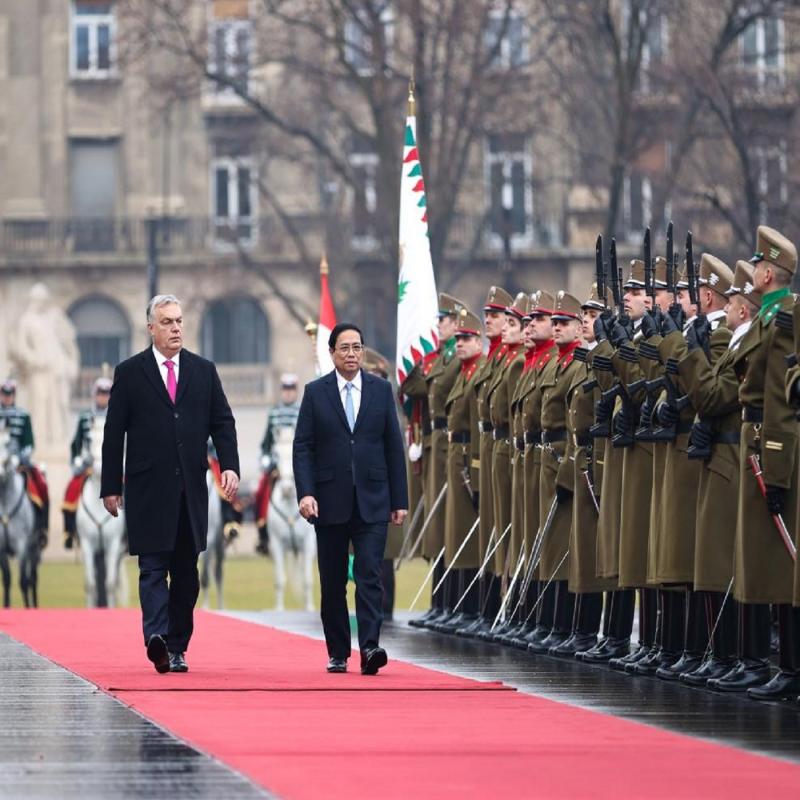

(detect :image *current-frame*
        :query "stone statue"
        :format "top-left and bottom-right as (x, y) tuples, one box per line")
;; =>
(10, 283), (79, 452)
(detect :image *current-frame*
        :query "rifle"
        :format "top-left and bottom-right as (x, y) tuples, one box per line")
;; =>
(595, 234), (606, 302)
(643, 227), (655, 303)
(686, 230), (699, 308)
(609, 238), (625, 321)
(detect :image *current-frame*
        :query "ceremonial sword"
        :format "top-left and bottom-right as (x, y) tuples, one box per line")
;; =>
(408, 545), (446, 611)
(394, 494), (426, 564)
(398, 482), (448, 566)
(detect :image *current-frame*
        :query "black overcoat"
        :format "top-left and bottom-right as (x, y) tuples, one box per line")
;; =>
(100, 348), (239, 555)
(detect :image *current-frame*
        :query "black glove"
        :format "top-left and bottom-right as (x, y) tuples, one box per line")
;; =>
(639, 310), (658, 340)
(610, 320), (632, 348)
(689, 420), (713, 450)
(471, 490), (480, 513)
(765, 484), (786, 516)
(686, 315), (711, 353)
(594, 311), (614, 342)
(655, 402), (679, 427)
(660, 310), (679, 336)
(639, 396), (655, 428)
(790, 375), (800, 409)
(556, 484), (573, 505)
(595, 394), (614, 424)
(667, 304), (685, 331)
(613, 407), (632, 437)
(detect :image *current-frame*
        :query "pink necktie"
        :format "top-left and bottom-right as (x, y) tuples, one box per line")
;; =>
(165, 360), (177, 403)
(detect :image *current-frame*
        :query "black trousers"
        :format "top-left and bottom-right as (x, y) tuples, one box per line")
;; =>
(138, 496), (199, 653)
(316, 504), (387, 659)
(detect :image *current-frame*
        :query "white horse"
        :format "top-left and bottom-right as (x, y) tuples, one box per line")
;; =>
(200, 467), (225, 609)
(268, 427), (316, 611)
(0, 427), (38, 607)
(75, 417), (128, 607)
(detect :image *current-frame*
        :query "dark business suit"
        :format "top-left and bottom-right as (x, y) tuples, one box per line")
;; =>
(293, 369), (408, 658)
(101, 348), (239, 651)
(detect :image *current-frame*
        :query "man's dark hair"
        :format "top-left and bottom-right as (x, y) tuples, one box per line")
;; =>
(328, 322), (364, 350)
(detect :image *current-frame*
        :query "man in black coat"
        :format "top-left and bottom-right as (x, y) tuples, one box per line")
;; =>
(101, 294), (239, 674)
(293, 323), (408, 675)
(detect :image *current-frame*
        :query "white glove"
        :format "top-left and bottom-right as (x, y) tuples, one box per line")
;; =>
(408, 442), (422, 463)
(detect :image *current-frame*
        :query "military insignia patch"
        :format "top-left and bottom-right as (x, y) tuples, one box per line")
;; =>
(769, 246), (781, 260)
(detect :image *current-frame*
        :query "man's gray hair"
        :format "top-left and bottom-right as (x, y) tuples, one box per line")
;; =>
(146, 294), (182, 322)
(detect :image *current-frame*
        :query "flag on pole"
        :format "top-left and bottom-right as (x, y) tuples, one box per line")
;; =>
(396, 84), (438, 386)
(316, 254), (337, 375)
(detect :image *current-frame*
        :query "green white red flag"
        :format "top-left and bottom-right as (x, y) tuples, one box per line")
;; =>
(395, 94), (438, 385)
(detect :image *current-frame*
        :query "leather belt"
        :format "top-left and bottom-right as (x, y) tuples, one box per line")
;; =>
(524, 429), (542, 446)
(742, 406), (763, 423)
(514, 436), (526, 452)
(432, 417), (447, 431)
(572, 433), (592, 448)
(541, 429), (567, 444)
(448, 431), (470, 444)
(492, 425), (510, 441)
(714, 431), (741, 445)
(478, 420), (493, 434)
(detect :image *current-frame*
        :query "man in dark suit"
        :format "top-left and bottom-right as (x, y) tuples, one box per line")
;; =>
(293, 323), (408, 674)
(101, 294), (239, 674)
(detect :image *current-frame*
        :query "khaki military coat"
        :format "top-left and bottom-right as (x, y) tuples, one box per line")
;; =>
(444, 359), (483, 569)
(510, 362), (534, 567)
(732, 293), (798, 604)
(538, 348), (582, 582)
(400, 363), (430, 557)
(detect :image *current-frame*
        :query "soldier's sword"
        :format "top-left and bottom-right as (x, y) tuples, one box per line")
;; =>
(429, 516), (481, 598)
(506, 496), (560, 622)
(491, 547), (526, 630)
(398, 482), (448, 566)
(408, 546), (446, 611)
(451, 523), (511, 613)
(523, 549), (570, 626)
(394, 494), (426, 564)
(582, 469), (600, 515)
(747, 453), (797, 561)
(702, 575), (734, 664)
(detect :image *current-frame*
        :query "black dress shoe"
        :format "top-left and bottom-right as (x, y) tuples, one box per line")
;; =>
(632, 648), (678, 676)
(747, 670), (800, 701)
(680, 657), (736, 687)
(146, 634), (170, 674)
(708, 660), (771, 692)
(326, 657), (348, 673)
(522, 624), (551, 647)
(656, 652), (702, 682)
(549, 633), (597, 658)
(169, 652), (189, 673)
(507, 623), (538, 649)
(437, 612), (477, 634)
(456, 616), (491, 638)
(582, 637), (631, 664)
(429, 610), (460, 632)
(409, 608), (440, 628)
(529, 629), (569, 655)
(360, 647), (388, 675)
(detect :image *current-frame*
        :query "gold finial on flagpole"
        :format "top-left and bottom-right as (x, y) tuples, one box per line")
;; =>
(408, 76), (415, 117)
(320, 252), (329, 276)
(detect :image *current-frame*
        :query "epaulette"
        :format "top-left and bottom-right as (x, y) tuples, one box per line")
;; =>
(573, 347), (588, 363)
(617, 346), (639, 363)
(775, 310), (794, 333)
(592, 356), (613, 372)
(638, 342), (661, 361)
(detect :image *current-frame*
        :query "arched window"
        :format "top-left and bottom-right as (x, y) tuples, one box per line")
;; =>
(68, 295), (131, 368)
(200, 295), (270, 364)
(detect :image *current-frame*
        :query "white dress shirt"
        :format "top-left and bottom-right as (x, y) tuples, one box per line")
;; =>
(707, 309), (726, 329)
(152, 345), (181, 388)
(729, 320), (752, 352)
(336, 369), (362, 420)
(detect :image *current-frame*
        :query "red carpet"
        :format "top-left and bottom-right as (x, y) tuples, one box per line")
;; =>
(2, 609), (800, 799)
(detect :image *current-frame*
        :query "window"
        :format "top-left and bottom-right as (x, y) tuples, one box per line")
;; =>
(344, 2), (393, 75)
(740, 13), (784, 90)
(70, 139), (119, 251)
(211, 157), (256, 246)
(484, 10), (526, 68)
(208, 1), (253, 96)
(71, 1), (115, 78)
(486, 134), (532, 245)
(68, 296), (131, 368)
(349, 136), (379, 246)
(622, 172), (652, 241)
(200, 296), (270, 364)
(639, 13), (668, 93)
(751, 142), (788, 225)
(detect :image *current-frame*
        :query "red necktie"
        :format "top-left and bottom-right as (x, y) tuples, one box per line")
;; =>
(165, 360), (177, 403)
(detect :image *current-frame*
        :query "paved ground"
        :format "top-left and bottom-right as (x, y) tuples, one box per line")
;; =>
(0, 633), (269, 799)
(229, 610), (800, 765)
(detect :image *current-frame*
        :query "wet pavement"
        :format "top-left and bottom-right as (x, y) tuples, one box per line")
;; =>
(228, 609), (800, 765)
(0, 633), (269, 799)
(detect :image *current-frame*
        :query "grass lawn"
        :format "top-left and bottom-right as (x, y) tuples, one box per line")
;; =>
(1, 555), (432, 612)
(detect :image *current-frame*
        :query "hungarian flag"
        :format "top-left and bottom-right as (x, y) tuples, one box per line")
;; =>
(396, 89), (438, 386)
(317, 254), (337, 375)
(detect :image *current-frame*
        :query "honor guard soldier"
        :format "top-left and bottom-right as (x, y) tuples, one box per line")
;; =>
(653, 254), (734, 681)
(528, 292), (583, 654)
(254, 373), (301, 555)
(514, 292), (558, 648)
(439, 308), (485, 630)
(363, 346), (400, 621)
(480, 292), (527, 642)
(461, 286), (514, 637)
(672, 261), (769, 689)
(62, 376), (112, 548)
(732, 226), (800, 701)
(0, 379), (49, 547)
(408, 293), (464, 629)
